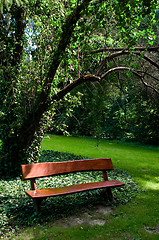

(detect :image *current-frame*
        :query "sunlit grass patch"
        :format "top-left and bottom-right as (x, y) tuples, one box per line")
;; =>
(41, 135), (159, 187)
(143, 181), (159, 190)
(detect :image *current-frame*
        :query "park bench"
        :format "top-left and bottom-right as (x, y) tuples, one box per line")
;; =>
(21, 158), (125, 213)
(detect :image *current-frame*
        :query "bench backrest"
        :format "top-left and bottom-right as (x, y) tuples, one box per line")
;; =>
(21, 158), (113, 180)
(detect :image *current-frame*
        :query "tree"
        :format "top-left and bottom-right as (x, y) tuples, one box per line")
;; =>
(0, 0), (158, 177)
(58, 46), (159, 141)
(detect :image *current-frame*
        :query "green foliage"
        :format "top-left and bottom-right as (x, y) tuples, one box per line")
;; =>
(100, 82), (159, 144)
(0, 0), (158, 178)
(53, 25), (159, 144)
(54, 66), (159, 145)
(0, 150), (139, 239)
(113, 0), (157, 46)
(0, 0), (22, 13)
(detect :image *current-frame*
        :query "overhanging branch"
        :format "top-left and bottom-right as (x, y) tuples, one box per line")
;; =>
(89, 46), (159, 55)
(96, 51), (129, 75)
(51, 75), (101, 103)
(137, 70), (159, 82)
(96, 49), (159, 75)
(135, 52), (159, 70)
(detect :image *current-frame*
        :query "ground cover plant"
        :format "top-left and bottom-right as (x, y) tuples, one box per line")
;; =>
(0, 150), (138, 239)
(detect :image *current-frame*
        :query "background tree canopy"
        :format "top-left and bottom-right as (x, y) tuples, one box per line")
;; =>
(0, 0), (158, 177)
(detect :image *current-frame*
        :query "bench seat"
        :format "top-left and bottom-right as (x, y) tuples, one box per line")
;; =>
(26, 180), (124, 199)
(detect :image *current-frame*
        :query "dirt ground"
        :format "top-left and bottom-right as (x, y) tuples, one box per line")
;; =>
(56, 204), (159, 235)
(56, 204), (113, 228)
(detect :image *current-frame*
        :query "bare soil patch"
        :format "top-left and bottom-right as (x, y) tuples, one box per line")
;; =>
(145, 224), (159, 234)
(56, 204), (113, 228)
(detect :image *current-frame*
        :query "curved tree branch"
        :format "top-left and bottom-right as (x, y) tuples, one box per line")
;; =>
(96, 49), (159, 75)
(101, 66), (141, 79)
(96, 51), (129, 75)
(51, 75), (101, 102)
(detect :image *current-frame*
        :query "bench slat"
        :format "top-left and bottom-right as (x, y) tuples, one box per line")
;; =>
(26, 180), (124, 199)
(22, 158), (113, 180)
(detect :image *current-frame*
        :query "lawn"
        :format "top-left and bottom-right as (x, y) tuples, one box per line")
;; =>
(2, 135), (159, 239)
(42, 135), (159, 189)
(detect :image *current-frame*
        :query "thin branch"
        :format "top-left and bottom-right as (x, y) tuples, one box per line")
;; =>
(137, 70), (159, 82)
(101, 66), (159, 95)
(71, 113), (81, 127)
(135, 52), (159, 70)
(88, 46), (159, 55)
(96, 50), (159, 75)
(101, 66), (141, 79)
(96, 51), (129, 75)
(140, 79), (159, 95)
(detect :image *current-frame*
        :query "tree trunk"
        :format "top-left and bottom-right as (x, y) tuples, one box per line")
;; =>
(0, 134), (25, 177)
(0, 122), (42, 178)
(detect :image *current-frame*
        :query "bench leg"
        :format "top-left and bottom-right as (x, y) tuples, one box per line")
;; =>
(101, 188), (114, 202)
(33, 198), (43, 213)
(107, 188), (114, 202)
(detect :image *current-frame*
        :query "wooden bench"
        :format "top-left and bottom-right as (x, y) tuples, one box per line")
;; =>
(21, 158), (125, 213)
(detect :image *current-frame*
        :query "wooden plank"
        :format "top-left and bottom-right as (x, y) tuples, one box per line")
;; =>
(102, 170), (109, 181)
(21, 158), (113, 180)
(25, 180), (124, 199)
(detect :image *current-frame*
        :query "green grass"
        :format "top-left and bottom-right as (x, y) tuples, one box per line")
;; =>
(2, 135), (159, 239)
(42, 135), (159, 189)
